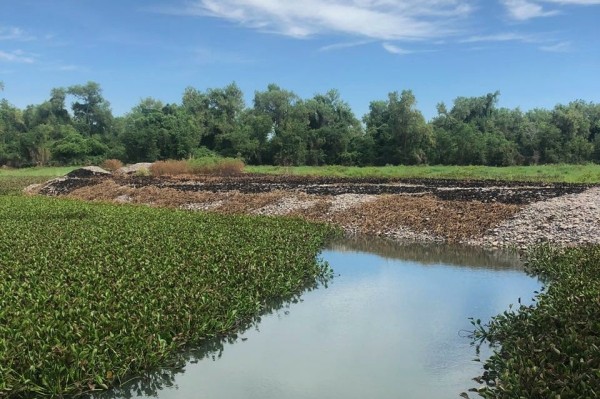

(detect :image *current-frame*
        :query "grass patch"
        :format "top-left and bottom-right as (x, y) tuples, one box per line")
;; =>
(188, 157), (245, 176)
(0, 166), (78, 178)
(0, 167), (76, 195)
(0, 196), (336, 397)
(247, 164), (600, 183)
(470, 245), (600, 398)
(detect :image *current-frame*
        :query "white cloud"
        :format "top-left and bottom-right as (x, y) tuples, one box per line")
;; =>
(501, 0), (600, 20)
(319, 40), (372, 52)
(501, 0), (559, 20)
(382, 43), (414, 54)
(0, 27), (35, 41)
(542, 0), (600, 4)
(41, 64), (87, 72)
(461, 32), (539, 43)
(539, 40), (571, 51)
(0, 50), (35, 63)
(166, 0), (474, 40)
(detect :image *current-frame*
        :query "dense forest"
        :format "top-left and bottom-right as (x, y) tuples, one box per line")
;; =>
(1, 81), (599, 167)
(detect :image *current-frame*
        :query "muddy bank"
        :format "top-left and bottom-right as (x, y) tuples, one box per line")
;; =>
(30, 171), (599, 249)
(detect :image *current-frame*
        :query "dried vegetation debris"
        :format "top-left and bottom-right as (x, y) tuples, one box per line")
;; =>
(34, 169), (600, 248)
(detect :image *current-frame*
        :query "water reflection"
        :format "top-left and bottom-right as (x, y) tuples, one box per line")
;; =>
(91, 236), (540, 399)
(88, 290), (325, 399)
(328, 235), (523, 271)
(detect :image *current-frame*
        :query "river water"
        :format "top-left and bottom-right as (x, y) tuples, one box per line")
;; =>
(96, 237), (541, 399)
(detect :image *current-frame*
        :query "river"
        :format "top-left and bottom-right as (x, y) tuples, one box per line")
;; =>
(95, 237), (541, 399)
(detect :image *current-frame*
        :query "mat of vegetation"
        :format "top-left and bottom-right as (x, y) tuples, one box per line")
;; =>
(0, 196), (336, 397)
(248, 164), (600, 184)
(470, 245), (600, 398)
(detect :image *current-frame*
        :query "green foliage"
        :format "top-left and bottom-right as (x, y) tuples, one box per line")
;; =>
(0, 196), (336, 396)
(246, 164), (600, 183)
(364, 90), (433, 165)
(2, 81), (600, 168)
(470, 246), (600, 398)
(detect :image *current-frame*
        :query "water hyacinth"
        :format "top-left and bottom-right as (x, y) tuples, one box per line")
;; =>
(470, 245), (600, 398)
(0, 196), (336, 397)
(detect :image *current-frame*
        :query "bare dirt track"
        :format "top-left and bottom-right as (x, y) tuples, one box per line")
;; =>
(31, 170), (599, 248)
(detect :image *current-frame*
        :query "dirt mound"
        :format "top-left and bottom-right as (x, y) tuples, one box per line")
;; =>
(66, 166), (111, 178)
(35, 173), (597, 248)
(111, 174), (589, 205)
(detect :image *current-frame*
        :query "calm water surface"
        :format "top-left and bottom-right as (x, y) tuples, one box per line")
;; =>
(97, 237), (541, 399)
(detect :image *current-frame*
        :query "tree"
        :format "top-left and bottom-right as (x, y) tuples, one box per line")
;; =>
(253, 84), (309, 165)
(365, 90), (432, 165)
(120, 99), (195, 162)
(304, 90), (362, 165)
(67, 82), (113, 136)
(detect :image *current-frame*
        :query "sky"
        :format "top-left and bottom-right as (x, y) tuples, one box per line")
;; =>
(0, 0), (599, 120)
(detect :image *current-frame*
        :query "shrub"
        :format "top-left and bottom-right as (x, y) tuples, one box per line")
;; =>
(189, 157), (245, 176)
(149, 160), (190, 176)
(100, 159), (124, 171)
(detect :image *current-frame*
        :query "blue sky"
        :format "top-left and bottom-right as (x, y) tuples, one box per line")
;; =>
(1, 0), (599, 120)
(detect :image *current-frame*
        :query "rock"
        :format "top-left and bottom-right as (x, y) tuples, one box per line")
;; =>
(23, 183), (43, 195)
(115, 163), (153, 175)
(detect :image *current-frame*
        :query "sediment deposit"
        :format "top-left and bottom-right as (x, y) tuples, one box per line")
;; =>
(30, 170), (599, 249)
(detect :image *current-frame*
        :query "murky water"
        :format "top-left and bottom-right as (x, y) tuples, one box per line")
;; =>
(95, 237), (541, 399)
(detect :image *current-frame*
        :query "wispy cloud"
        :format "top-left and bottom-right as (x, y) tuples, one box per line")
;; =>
(461, 31), (572, 52)
(159, 0), (474, 41)
(0, 27), (35, 41)
(501, 0), (600, 20)
(501, 0), (559, 20)
(382, 43), (415, 55)
(543, 0), (600, 4)
(41, 63), (88, 72)
(319, 40), (372, 52)
(0, 50), (36, 63)
(461, 32), (539, 43)
(539, 40), (571, 51)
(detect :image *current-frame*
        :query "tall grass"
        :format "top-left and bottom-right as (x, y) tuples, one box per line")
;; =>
(149, 160), (190, 176)
(188, 157), (245, 176)
(100, 159), (124, 172)
(148, 158), (246, 177)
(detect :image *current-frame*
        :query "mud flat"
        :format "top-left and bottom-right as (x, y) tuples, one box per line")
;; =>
(29, 169), (599, 249)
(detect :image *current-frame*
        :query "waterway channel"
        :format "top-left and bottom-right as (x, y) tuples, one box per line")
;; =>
(95, 237), (541, 399)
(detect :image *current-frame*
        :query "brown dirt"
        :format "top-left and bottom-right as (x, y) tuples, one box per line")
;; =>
(66, 178), (521, 243)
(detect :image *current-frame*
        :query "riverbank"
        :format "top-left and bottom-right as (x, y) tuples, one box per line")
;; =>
(28, 169), (600, 249)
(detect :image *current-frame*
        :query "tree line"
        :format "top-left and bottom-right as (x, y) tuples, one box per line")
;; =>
(1, 81), (599, 167)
